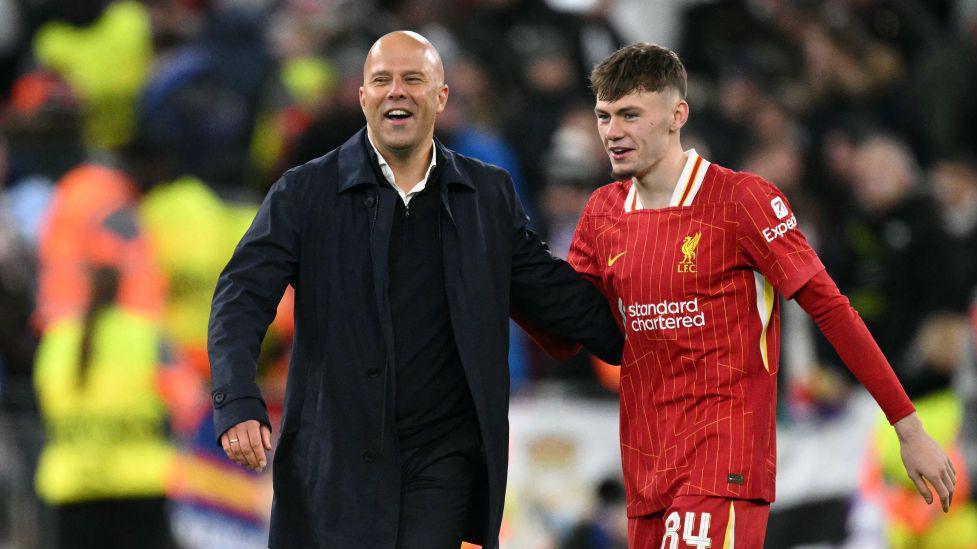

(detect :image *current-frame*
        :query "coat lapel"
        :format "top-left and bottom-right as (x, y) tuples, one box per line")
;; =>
(436, 146), (493, 435)
(338, 128), (398, 454)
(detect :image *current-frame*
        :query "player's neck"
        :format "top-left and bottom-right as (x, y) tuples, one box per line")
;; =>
(634, 146), (689, 209)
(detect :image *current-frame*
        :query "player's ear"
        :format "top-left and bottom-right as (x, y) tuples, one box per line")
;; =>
(671, 97), (689, 132)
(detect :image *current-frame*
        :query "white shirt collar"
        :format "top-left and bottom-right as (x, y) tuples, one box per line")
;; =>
(367, 134), (438, 206)
(625, 149), (710, 212)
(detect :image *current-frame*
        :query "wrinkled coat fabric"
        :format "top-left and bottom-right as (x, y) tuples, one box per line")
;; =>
(209, 129), (622, 548)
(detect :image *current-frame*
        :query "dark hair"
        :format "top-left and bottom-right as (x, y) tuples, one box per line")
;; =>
(590, 42), (687, 102)
(78, 266), (120, 386)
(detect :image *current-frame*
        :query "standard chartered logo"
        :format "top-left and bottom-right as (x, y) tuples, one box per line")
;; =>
(622, 297), (706, 332)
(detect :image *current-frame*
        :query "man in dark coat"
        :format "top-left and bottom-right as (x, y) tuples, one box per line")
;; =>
(209, 31), (622, 548)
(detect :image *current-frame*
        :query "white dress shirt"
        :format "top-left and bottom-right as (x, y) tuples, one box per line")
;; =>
(367, 135), (438, 206)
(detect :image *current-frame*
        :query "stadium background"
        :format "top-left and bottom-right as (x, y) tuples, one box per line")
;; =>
(1, 0), (976, 547)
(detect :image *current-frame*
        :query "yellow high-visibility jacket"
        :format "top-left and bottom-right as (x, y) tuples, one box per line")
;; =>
(863, 390), (977, 548)
(34, 307), (174, 504)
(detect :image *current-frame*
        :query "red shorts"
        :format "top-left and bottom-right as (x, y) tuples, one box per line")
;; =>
(628, 495), (770, 548)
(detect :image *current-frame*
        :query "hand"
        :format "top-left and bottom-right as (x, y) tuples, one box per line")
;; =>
(221, 420), (272, 473)
(894, 413), (956, 512)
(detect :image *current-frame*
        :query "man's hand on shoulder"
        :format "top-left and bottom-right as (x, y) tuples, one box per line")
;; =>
(894, 412), (956, 512)
(221, 419), (272, 473)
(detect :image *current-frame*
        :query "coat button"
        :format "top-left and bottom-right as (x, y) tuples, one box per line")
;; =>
(364, 195), (376, 208)
(366, 368), (381, 378)
(362, 451), (377, 463)
(213, 391), (225, 405)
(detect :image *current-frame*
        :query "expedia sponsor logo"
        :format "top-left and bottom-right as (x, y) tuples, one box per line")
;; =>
(762, 214), (797, 242)
(624, 298), (706, 332)
(770, 196), (789, 219)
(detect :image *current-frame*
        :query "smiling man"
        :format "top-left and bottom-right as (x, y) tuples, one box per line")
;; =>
(564, 43), (956, 548)
(359, 32), (448, 190)
(208, 31), (622, 548)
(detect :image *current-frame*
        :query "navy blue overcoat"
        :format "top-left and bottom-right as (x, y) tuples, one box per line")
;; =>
(209, 128), (622, 548)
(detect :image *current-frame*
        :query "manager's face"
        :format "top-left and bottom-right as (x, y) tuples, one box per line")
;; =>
(360, 32), (448, 155)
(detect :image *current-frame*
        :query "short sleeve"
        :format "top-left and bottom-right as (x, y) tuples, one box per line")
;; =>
(735, 176), (824, 298)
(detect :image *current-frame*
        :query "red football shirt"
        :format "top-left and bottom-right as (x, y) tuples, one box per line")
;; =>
(568, 150), (825, 516)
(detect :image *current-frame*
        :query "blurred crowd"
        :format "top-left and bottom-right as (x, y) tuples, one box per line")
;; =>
(1, 0), (976, 547)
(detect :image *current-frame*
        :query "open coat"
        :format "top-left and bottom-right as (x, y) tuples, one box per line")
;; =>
(208, 128), (623, 548)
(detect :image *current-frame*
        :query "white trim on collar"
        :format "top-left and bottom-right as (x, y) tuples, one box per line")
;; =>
(624, 149), (710, 212)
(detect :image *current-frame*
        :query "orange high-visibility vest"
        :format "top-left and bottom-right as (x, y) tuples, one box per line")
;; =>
(37, 163), (165, 328)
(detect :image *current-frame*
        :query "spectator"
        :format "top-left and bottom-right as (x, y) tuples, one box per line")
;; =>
(33, 262), (178, 549)
(139, 4), (274, 190)
(540, 104), (607, 257)
(823, 133), (946, 389)
(0, 71), (83, 246)
(504, 38), (588, 219)
(928, 156), (977, 308)
(0, 131), (39, 420)
(559, 476), (627, 549)
(35, 147), (167, 330)
(32, 0), (154, 150)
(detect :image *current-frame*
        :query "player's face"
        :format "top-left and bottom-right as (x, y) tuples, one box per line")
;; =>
(595, 89), (685, 180)
(360, 37), (448, 154)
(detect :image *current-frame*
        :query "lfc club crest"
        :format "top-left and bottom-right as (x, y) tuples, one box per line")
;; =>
(677, 232), (701, 273)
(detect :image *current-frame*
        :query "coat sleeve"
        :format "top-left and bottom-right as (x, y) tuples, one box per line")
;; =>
(506, 175), (623, 365)
(208, 172), (300, 442)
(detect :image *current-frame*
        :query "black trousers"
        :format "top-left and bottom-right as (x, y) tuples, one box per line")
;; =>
(56, 496), (177, 549)
(395, 419), (483, 549)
